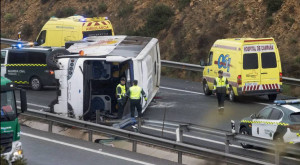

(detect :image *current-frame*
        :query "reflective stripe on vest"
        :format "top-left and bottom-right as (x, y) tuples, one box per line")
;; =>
(116, 84), (126, 97)
(129, 86), (142, 99)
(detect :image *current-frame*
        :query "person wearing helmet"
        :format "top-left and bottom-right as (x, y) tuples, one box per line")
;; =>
(116, 77), (127, 119)
(213, 70), (230, 112)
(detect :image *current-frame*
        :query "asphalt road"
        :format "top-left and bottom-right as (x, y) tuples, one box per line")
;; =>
(15, 76), (299, 164)
(16, 76), (292, 131)
(21, 126), (176, 165)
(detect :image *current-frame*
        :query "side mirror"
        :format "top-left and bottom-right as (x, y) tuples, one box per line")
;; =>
(20, 89), (27, 113)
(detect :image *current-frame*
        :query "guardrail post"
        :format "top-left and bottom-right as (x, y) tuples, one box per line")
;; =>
(48, 121), (53, 133)
(176, 124), (188, 164)
(96, 109), (100, 124)
(88, 131), (93, 142)
(275, 142), (283, 165)
(132, 141), (137, 152)
(225, 133), (234, 153)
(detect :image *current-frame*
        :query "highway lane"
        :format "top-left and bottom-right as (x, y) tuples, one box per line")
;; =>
(21, 126), (176, 165)
(16, 76), (293, 131)
(15, 76), (298, 164)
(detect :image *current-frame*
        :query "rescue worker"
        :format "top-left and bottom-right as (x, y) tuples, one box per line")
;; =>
(126, 80), (147, 118)
(213, 70), (230, 112)
(116, 77), (127, 119)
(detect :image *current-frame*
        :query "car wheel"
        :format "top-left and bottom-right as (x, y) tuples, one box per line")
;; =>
(203, 81), (212, 96)
(268, 94), (277, 101)
(240, 127), (253, 148)
(31, 77), (42, 91)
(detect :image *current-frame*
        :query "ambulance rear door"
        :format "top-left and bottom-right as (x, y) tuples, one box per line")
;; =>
(242, 45), (261, 90)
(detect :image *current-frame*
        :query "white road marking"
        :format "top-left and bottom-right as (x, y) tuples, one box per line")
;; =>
(16, 101), (49, 109)
(161, 86), (271, 106)
(142, 126), (300, 161)
(160, 86), (205, 95)
(21, 132), (155, 165)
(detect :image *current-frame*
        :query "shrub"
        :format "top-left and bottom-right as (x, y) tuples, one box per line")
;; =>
(118, 2), (134, 17)
(22, 23), (33, 37)
(4, 13), (15, 23)
(55, 7), (76, 18)
(264, 0), (283, 16)
(98, 2), (107, 14)
(266, 16), (274, 26)
(138, 4), (174, 37)
(282, 14), (295, 26)
(296, 56), (300, 64)
(178, 0), (191, 11)
(83, 6), (96, 17)
(41, 0), (50, 4)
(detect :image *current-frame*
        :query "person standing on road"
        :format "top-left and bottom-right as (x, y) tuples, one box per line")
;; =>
(116, 77), (127, 119)
(213, 70), (230, 112)
(126, 80), (147, 118)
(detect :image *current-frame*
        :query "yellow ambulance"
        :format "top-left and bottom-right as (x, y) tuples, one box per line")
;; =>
(203, 38), (282, 101)
(35, 15), (114, 47)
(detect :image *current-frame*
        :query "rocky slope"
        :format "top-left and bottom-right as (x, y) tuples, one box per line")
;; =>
(1, 0), (300, 78)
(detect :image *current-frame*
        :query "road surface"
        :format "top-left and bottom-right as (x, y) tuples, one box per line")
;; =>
(21, 126), (176, 165)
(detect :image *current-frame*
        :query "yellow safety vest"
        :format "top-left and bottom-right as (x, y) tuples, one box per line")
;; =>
(129, 86), (142, 99)
(116, 84), (126, 98)
(213, 77), (229, 90)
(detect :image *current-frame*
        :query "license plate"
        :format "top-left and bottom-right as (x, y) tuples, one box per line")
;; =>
(245, 83), (258, 86)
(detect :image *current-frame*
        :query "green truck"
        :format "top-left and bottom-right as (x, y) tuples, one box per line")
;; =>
(1, 76), (27, 163)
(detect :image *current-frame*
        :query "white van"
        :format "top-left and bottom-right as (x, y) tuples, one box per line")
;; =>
(51, 36), (161, 120)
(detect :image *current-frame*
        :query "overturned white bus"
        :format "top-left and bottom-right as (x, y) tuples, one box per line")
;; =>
(50, 36), (161, 121)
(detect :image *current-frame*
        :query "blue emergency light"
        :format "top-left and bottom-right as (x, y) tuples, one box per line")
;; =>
(274, 99), (300, 105)
(79, 17), (86, 22)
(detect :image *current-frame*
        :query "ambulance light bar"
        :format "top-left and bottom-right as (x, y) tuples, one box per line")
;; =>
(274, 99), (300, 105)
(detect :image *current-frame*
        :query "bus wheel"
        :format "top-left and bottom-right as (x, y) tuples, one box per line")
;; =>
(31, 77), (42, 91)
(203, 81), (212, 96)
(47, 49), (70, 70)
(268, 94), (277, 101)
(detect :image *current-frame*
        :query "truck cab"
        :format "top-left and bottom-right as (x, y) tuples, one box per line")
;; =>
(1, 77), (27, 163)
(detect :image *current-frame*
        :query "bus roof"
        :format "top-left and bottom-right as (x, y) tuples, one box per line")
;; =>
(65, 36), (156, 58)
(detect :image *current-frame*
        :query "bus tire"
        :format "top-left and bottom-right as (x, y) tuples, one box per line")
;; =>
(30, 77), (42, 91)
(47, 49), (70, 70)
(203, 81), (212, 96)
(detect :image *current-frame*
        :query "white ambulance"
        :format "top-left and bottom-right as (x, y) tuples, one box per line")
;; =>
(50, 36), (161, 120)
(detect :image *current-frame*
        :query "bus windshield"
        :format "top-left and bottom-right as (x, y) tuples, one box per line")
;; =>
(1, 90), (17, 122)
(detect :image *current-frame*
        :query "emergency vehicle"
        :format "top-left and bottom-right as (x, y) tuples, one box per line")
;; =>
(1, 45), (69, 90)
(238, 99), (300, 148)
(50, 36), (161, 121)
(203, 38), (282, 101)
(36, 15), (114, 47)
(1, 76), (27, 163)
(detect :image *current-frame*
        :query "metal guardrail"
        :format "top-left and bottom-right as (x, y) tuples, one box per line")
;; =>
(1, 38), (27, 45)
(143, 120), (300, 156)
(21, 109), (274, 165)
(161, 60), (300, 86)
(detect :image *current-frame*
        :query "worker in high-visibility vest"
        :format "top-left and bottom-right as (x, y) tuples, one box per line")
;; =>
(116, 77), (127, 119)
(126, 80), (147, 118)
(213, 70), (230, 112)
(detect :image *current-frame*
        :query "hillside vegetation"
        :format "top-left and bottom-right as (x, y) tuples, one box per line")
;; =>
(1, 0), (300, 78)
